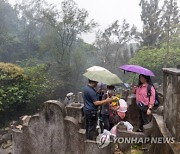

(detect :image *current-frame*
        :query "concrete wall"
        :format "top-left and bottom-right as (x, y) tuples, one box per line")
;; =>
(12, 100), (114, 154)
(149, 68), (180, 154)
(150, 114), (179, 154)
(163, 68), (180, 141)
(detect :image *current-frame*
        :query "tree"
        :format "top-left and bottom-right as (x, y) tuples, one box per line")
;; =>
(17, 0), (96, 86)
(95, 20), (140, 74)
(14, 0), (46, 59)
(139, 0), (179, 68)
(70, 39), (98, 91)
(12, 0), (97, 92)
(139, 0), (162, 47)
(0, 0), (23, 62)
(0, 62), (36, 125)
(38, 0), (96, 70)
(129, 27), (180, 83)
(160, 0), (180, 67)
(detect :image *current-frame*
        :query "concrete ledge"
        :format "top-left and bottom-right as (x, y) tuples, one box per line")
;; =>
(150, 114), (180, 154)
(163, 68), (180, 75)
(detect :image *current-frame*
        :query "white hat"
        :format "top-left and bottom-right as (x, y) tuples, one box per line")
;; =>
(117, 99), (127, 112)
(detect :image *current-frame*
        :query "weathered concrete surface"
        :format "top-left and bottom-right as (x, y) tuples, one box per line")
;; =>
(13, 100), (66, 154)
(85, 140), (115, 154)
(126, 94), (139, 127)
(0, 146), (12, 154)
(66, 103), (85, 128)
(64, 116), (82, 154)
(155, 105), (164, 116)
(12, 100), (115, 154)
(66, 103), (84, 124)
(163, 68), (180, 141)
(150, 114), (180, 154)
(143, 118), (153, 137)
(117, 127), (145, 153)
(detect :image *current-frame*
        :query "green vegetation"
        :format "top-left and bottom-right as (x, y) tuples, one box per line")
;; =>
(0, 62), (33, 126)
(129, 44), (180, 82)
(0, 0), (179, 126)
(128, 0), (180, 83)
(0, 62), (62, 127)
(0, 0), (98, 126)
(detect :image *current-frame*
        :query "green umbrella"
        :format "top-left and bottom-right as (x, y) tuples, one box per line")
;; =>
(83, 70), (122, 85)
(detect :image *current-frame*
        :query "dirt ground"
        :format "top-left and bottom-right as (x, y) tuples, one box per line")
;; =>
(114, 143), (151, 154)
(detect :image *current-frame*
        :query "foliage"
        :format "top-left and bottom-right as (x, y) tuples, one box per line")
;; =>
(95, 20), (140, 80)
(160, 0), (180, 67)
(0, 62), (35, 125)
(139, 0), (179, 48)
(1, 0), (179, 127)
(0, 0), (23, 62)
(139, 0), (162, 47)
(23, 63), (64, 108)
(161, 0), (179, 37)
(128, 0), (180, 83)
(14, 0), (97, 93)
(0, 62), (63, 126)
(70, 39), (99, 91)
(18, 0), (97, 67)
(129, 45), (180, 83)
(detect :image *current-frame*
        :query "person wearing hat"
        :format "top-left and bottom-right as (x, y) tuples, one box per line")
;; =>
(83, 79), (112, 140)
(108, 98), (128, 129)
(117, 99), (128, 119)
(101, 86), (128, 130)
(108, 99), (130, 137)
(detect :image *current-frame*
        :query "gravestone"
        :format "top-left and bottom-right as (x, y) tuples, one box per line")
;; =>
(13, 100), (66, 154)
(13, 100), (115, 154)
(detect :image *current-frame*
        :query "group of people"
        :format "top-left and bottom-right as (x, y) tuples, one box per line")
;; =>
(83, 74), (156, 140)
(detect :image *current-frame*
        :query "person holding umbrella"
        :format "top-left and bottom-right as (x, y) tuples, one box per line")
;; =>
(83, 79), (113, 140)
(133, 74), (155, 132)
(83, 67), (122, 140)
(119, 65), (156, 132)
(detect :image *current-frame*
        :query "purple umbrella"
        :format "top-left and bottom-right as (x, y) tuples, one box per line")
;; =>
(119, 65), (155, 77)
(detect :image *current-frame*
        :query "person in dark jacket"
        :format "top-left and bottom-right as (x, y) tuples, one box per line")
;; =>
(101, 85), (116, 131)
(83, 79), (112, 140)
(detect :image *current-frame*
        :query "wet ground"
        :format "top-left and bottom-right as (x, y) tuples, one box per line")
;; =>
(115, 143), (151, 154)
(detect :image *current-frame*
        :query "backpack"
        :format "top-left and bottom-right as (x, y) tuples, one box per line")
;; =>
(147, 84), (160, 107)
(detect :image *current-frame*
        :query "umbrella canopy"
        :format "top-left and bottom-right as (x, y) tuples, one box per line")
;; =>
(119, 64), (155, 77)
(83, 70), (122, 85)
(86, 66), (110, 72)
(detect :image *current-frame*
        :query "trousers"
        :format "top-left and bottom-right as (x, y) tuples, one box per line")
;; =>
(84, 111), (97, 140)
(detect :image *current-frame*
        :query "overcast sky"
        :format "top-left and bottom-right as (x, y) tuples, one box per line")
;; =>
(49, 0), (143, 43)
(8, 0), (180, 44)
